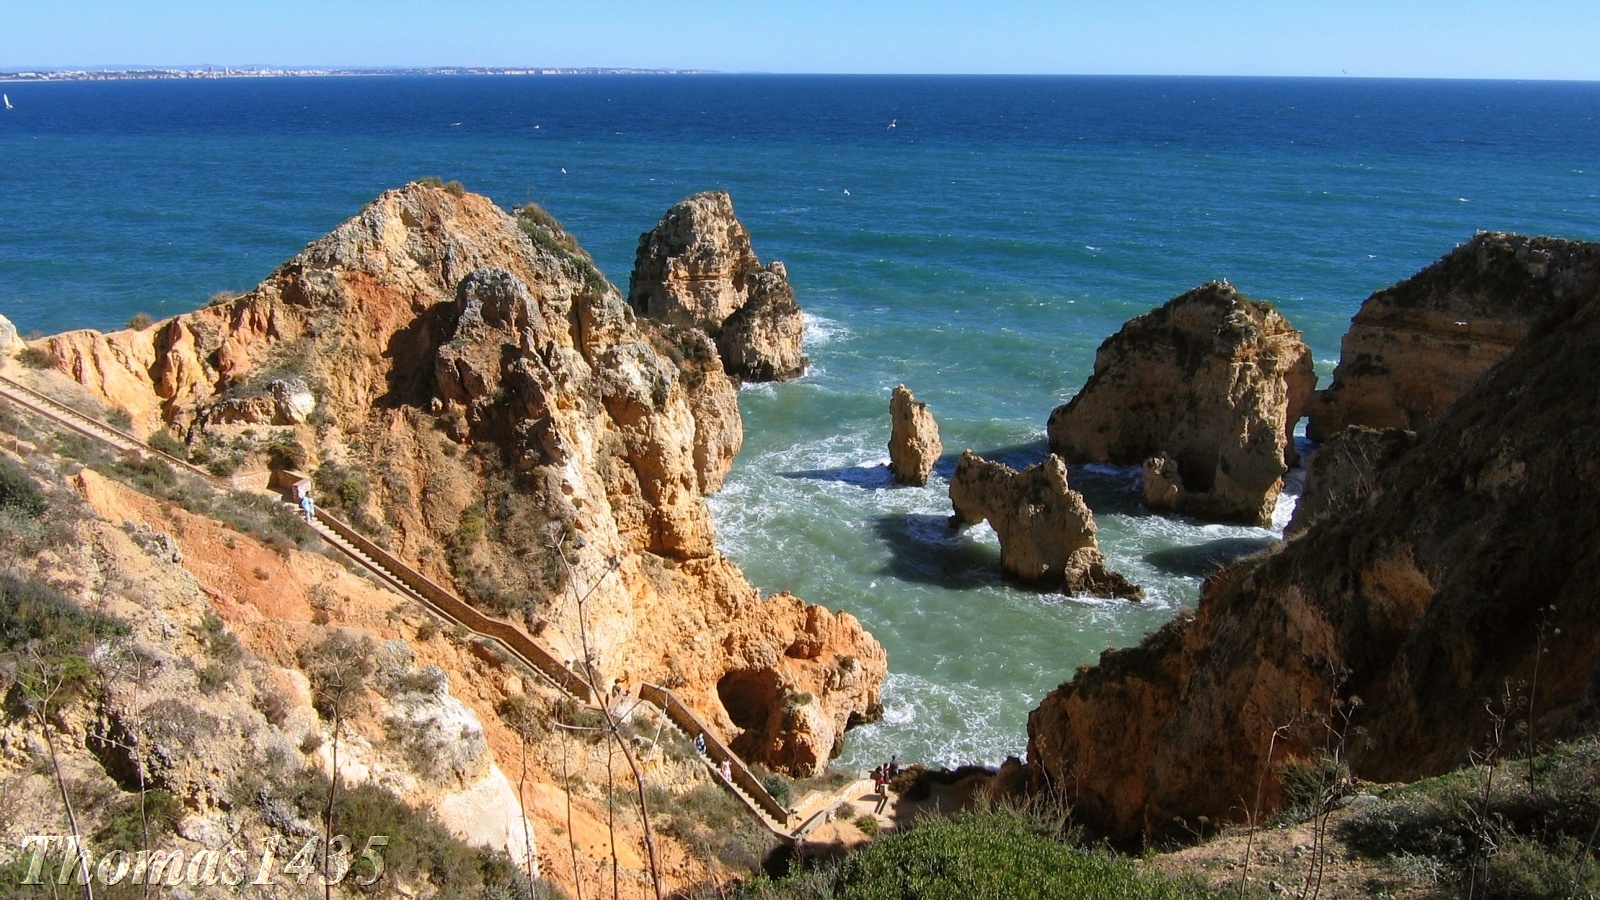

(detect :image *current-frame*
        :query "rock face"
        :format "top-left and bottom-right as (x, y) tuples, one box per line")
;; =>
(628, 191), (807, 382)
(0, 312), (19, 356)
(948, 451), (1142, 599)
(887, 384), (942, 486)
(1024, 260), (1600, 843)
(1284, 425), (1417, 538)
(32, 182), (882, 776)
(1047, 282), (1316, 526)
(1309, 232), (1600, 440)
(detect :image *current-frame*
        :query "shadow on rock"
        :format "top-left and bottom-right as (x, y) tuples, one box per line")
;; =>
(1143, 536), (1278, 578)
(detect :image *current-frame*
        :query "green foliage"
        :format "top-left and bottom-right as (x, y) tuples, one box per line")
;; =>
(759, 770), (794, 807)
(415, 176), (445, 187)
(16, 346), (56, 368)
(314, 461), (370, 510)
(854, 813), (881, 837)
(1273, 753), (1351, 823)
(93, 788), (185, 852)
(829, 811), (1189, 900)
(1341, 736), (1600, 900)
(296, 630), (376, 720)
(444, 179), (466, 197)
(515, 203), (610, 294)
(264, 434), (307, 471)
(125, 312), (155, 330)
(656, 781), (780, 874)
(207, 289), (240, 307)
(0, 456), (47, 518)
(1, 573), (128, 705)
(145, 427), (188, 459)
(277, 767), (531, 896)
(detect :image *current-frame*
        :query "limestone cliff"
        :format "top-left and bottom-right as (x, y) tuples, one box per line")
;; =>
(887, 384), (941, 486)
(628, 191), (807, 382)
(1283, 425), (1416, 538)
(1025, 262), (1600, 843)
(1309, 232), (1600, 440)
(24, 182), (882, 776)
(1046, 282), (1315, 526)
(948, 451), (1142, 600)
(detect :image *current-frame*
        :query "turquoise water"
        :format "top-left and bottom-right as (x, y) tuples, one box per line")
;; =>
(3, 75), (1598, 766)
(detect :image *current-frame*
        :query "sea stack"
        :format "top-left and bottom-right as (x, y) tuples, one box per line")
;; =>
(948, 451), (1142, 599)
(887, 384), (942, 486)
(628, 191), (807, 382)
(1308, 232), (1600, 440)
(1046, 281), (1315, 526)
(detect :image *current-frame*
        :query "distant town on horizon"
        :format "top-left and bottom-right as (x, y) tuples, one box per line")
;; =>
(0, 65), (715, 82)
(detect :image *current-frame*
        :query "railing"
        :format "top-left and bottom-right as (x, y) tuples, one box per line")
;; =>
(640, 683), (793, 829)
(0, 367), (801, 838)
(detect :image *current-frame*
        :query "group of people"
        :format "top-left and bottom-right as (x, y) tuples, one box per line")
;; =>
(869, 755), (901, 796)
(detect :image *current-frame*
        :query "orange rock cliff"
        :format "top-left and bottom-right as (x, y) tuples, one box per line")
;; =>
(27, 182), (885, 778)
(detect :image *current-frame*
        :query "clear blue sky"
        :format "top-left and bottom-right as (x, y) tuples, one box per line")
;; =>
(6, 0), (1598, 80)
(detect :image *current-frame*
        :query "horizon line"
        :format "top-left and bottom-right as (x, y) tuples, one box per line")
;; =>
(3, 66), (1599, 84)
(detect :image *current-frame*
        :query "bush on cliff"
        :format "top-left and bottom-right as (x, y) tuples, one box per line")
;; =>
(737, 805), (1193, 900)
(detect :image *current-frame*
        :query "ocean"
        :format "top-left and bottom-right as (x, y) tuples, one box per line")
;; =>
(3, 74), (1597, 768)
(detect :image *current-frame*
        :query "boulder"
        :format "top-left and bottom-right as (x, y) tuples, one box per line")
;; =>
(948, 451), (1142, 599)
(628, 191), (807, 382)
(1310, 233), (1600, 440)
(0, 313), (19, 356)
(1047, 281), (1315, 526)
(887, 384), (942, 486)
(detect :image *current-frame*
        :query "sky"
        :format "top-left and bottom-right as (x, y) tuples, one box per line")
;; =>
(4, 0), (1599, 80)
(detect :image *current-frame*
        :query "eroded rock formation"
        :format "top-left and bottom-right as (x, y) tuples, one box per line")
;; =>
(1024, 259), (1600, 843)
(888, 384), (942, 486)
(948, 451), (1142, 599)
(1284, 425), (1417, 538)
(29, 182), (882, 776)
(1047, 281), (1315, 526)
(1309, 232), (1600, 440)
(628, 191), (807, 382)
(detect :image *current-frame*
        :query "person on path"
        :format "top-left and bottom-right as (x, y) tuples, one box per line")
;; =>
(719, 760), (732, 782)
(694, 732), (707, 755)
(300, 491), (315, 523)
(888, 754), (900, 779)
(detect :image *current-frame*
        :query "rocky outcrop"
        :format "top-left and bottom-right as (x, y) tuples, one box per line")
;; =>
(628, 191), (807, 382)
(0, 312), (19, 356)
(29, 182), (881, 776)
(948, 451), (1142, 599)
(1024, 258), (1600, 843)
(1284, 425), (1416, 538)
(1309, 232), (1600, 440)
(1047, 282), (1316, 526)
(888, 384), (942, 486)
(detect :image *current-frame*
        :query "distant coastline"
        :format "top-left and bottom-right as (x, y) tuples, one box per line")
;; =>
(0, 66), (715, 83)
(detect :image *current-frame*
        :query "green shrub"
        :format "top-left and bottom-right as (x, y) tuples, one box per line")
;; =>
(125, 312), (155, 330)
(443, 179), (466, 197)
(264, 434), (307, 471)
(0, 457), (47, 518)
(146, 428), (188, 459)
(94, 789), (185, 852)
(16, 346), (56, 368)
(759, 770), (793, 807)
(832, 811), (1187, 900)
(275, 767), (527, 896)
(415, 176), (445, 187)
(206, 289), (239, 307)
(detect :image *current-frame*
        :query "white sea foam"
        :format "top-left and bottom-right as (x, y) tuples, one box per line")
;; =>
(802, 311), (850, 347)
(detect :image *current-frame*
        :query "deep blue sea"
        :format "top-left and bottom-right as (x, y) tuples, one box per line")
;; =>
(3, 75), (1598, 767)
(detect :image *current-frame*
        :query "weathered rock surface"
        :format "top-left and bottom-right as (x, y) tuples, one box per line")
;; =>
(948, 451), (1142, 599)
(0, 312), (19, 356)
(31, 182), (881, 776)
(1284, 425), (1417, 538)
(887, 384), (942, 486)
(1047, 282), (1316, 526)
(1309, 232), (1600, 440)
(1024, 261), (1600, 843)
(628, 191), (807, 382)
